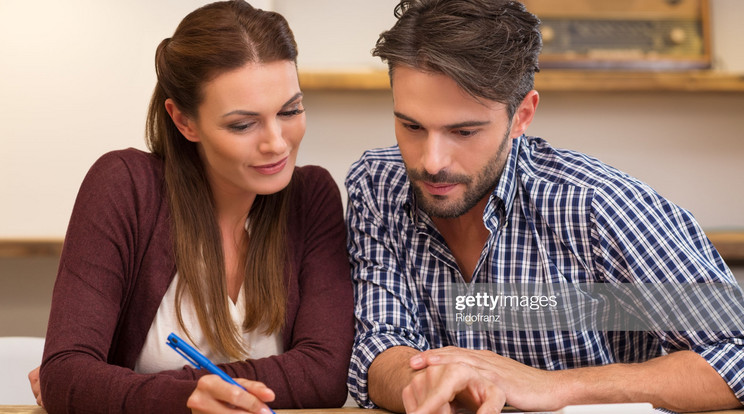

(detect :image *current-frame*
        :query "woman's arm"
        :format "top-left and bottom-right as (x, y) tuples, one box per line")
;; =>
(40, 150), (197, 414)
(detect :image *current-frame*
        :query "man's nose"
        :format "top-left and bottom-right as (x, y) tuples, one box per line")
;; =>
(421, 133), (450, 176)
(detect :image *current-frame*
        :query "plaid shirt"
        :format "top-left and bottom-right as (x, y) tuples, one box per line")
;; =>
(345, 135), (744, 408)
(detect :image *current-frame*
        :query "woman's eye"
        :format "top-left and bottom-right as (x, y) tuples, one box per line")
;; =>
(228, 122), (255, 132)
(279, 108), (305, 117)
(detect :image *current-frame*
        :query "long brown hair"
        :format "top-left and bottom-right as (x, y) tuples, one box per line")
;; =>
(145, 0), (298, 360)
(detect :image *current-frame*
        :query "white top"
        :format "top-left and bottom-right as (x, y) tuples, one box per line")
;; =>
(134, 272), (282, 374)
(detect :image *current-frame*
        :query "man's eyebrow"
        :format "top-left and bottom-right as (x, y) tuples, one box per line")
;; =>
(394, 111), (490, 129)
(444, 120), (491, 129)
(394, 111), (418, 124)
(222, 92), (304, 117)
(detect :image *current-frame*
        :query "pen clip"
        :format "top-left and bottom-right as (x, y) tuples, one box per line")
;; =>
(166, 335), (202, 369)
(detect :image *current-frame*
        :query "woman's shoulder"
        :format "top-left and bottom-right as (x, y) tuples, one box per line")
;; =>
(293, 165), (338, 193)
(291, 165), (343, 215)
(85, 148), (164, 188)
(92, 148), (163, 174)
(75, 148), (166, 214)
(294, 164), (332, 182)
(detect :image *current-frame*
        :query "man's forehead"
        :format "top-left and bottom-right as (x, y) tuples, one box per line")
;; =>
(391, 66), (506, 111)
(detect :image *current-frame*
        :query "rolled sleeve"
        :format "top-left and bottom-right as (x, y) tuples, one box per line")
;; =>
(696, 340), (744, 404)
(348, 328), (427, 408)
(344, 156), (428, 408)
(591, 178), (744, 403)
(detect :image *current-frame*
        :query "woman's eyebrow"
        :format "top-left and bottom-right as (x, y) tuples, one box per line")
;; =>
(222, 92), (304, 117)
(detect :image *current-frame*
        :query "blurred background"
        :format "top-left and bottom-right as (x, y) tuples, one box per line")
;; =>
(1, 0), (742, 336)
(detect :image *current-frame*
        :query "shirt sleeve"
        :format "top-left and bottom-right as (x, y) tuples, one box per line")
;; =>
(344, 159), (430, 408)
(41, 159), (355, 412)
(590, 179), (744, 404)
(41, 152), (197, 414)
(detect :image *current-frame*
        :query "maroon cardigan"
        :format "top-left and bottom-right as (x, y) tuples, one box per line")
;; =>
(40, 149), (354, 413)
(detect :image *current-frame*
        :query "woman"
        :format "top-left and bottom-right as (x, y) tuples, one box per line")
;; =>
(31, 1), (353, 413)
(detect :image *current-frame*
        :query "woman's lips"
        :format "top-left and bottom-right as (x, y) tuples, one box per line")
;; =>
(253, 157), (288, 175)
(422, 181), (458, 196)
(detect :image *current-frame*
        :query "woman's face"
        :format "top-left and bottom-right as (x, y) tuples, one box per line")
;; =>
(188, 60), (305, 202)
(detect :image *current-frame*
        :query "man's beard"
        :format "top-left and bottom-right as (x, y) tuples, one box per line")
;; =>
(407, 131), (511, 219)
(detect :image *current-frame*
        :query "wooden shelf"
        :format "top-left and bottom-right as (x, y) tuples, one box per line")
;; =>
(535, 70), (744, 92)
(299, 69), (744, 92)
(2, 231), (743, 265)
(299, 69), (390, 91)
(0, 239), (63, 258)
(707, 231), (744, 265)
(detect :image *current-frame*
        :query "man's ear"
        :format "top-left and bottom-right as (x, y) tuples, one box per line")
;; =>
(164, 98), (200, 143)
(509, 90), (539, 139)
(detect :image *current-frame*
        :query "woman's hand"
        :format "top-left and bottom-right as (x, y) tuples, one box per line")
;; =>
(188, 375), (276, 414)
(28, 366), (43, 407)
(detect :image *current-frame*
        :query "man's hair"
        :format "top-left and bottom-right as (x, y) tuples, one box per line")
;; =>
(373, 0), (542, 118)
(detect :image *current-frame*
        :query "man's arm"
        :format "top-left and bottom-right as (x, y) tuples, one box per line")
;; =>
(563, 350), (739, 411)
(344, 153), (430, 409)
(370, 346), (509, 414)
(414, 347), (741, 412)
(368, 346), (419, 412)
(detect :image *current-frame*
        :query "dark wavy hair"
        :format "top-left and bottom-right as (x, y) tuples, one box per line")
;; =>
(374, 0), (542, 117)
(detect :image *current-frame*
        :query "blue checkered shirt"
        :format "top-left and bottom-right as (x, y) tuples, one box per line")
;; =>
(345, 135), (744, 408)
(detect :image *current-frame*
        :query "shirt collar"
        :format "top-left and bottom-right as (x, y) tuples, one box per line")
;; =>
(484, 134), (522, 231)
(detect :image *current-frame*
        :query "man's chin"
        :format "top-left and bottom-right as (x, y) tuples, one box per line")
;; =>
(419, 198), (468, 219)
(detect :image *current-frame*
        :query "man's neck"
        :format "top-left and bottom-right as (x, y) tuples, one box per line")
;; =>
(431, 196), (491, 282)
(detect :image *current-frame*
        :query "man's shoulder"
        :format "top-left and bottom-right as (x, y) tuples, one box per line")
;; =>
(517, 136), (671, 222)
(345, 146), (410, 214)
(349, 146), (405, 169)
(346, 146), (407, 187)
(518, 136), (649, 194)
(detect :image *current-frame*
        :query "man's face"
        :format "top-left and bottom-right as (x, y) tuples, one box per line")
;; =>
(392, 66), (515, 219)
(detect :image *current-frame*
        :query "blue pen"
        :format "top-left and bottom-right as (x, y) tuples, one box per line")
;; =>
(166, 332), (276, 414)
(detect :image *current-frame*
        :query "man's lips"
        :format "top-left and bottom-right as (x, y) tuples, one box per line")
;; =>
(422, 181), (459, 196)
(253, 157), (288, 175)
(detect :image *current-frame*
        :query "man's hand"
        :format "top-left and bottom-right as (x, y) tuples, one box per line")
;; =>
(410, 346), (565, 411)
(402, 362), (506, 414)
(28, 366), (43, 407)
(187, 375), (275, 414)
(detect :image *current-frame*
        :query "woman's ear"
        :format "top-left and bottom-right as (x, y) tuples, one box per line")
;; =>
(509, 90), (539, 139)
(164, 98), (200, 143)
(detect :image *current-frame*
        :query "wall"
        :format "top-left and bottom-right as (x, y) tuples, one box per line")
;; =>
(1, 0), (742, 336)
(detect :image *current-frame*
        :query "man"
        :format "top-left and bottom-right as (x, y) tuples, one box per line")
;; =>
(344, 0), (744, 413)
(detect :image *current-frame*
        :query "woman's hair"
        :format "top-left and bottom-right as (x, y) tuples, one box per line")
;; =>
(373, 0), (542, 118)
(145, 0), (298, 360)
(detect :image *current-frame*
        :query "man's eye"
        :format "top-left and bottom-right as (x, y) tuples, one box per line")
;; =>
(404, 123), (421, 131)
(456, 130), (476, 137)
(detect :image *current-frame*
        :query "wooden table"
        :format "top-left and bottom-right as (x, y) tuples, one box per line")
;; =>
(0, 408), (392, 414)
(1, 406), (742, 414)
